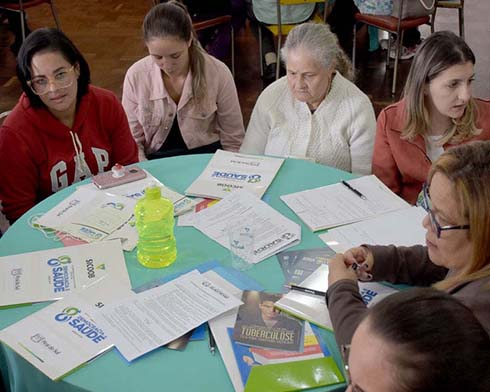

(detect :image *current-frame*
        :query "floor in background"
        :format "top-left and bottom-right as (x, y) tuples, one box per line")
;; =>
(1, 1), (489, 124)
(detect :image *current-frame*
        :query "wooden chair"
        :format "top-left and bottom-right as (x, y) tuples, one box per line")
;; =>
(431, 0), (464, 39)
(352, 0), (430, 96)
(0, 0), (61, 41)
(193, 15), (235, 77)
(258, 0), (328, 80)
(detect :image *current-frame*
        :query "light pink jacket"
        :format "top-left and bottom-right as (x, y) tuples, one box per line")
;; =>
(122, 54), (244, 160)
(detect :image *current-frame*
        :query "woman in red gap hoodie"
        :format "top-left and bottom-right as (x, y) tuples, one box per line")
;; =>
(0, 28), (138, 223)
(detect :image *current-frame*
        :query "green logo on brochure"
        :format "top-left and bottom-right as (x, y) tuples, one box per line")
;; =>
(103, 202), (124, 210)
(96, 264), (106, 270)
(55, 307), (81, 322)
(47, 255), (72, 267)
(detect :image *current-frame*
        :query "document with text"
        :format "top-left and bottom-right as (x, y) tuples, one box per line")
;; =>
(320, 206), (426, 253)
(0, 278), (131, 380)
(193, 190), (301, 264)
(95, 270), (242, 361)
(281, 175), (410, 231)
(0, 241), (130, 307)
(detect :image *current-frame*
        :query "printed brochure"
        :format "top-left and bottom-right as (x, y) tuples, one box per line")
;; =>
(0, 240), (130, 307)
(185, 150), (284, 199)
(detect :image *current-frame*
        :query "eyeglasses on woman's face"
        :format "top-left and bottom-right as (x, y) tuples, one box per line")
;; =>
(27, 65), (76, 95)
(420, 183), (470, 239)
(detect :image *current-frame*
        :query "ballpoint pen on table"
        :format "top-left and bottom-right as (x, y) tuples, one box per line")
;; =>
(341, 180), (367, 200)
(207, 323), (216, 355)
(287, 284), (326, 297)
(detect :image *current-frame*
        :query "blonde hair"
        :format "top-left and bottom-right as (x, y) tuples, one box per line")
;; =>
(403, 31), (480, 145)
(143, 1), (207, 103)
(281, 22), (354, 81)
(429, 141), (490, 290)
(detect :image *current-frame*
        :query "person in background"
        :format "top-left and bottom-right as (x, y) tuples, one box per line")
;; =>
(122, 1), (244, 161)
(240, 23), (376, 175)
(245, 0), (316, 82)
(373, 31), (490, 204)
(327, 141), (490, 348)
(0, 28), (138, 223)
(344, 288), (490, 392)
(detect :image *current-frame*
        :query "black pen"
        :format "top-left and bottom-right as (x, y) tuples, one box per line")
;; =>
(288, 284), (326, 297)
(341, 180), (367, 200)
(207, 323), (216, 355)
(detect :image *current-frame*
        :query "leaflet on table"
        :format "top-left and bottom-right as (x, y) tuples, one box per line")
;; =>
(281, 175), (409, 231)
(277, 247), (336, 291)
(0, 240), (131, 307)
(94, 270), (242, 362)
(233, 291), (305, 352)
(228, 323), (344, 392)
(77, 169), (197, 216)
(0, 278), (133, 380)
(274, 264), (397, 330)
(193, 191), (301, 264)
(36, 188), (136, 243)
(319, 206), (426, 253)
(177, 198), (218, 227)
(185, 150), (284, 200)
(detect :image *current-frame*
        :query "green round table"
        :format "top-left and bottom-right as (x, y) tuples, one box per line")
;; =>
(0, 154), (353, 392)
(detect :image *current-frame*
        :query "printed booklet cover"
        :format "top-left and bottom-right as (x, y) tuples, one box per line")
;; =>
(185, 150), (284, 200)
(0, 240), (130, 307)
(0, 278), (132, 380)
(232, 291), (304, 352)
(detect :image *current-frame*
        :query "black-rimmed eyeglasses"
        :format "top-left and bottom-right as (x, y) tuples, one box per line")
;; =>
(420, 183), (470, 239)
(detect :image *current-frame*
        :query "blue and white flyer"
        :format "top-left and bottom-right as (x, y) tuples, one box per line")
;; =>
(0, 240), (130, 307)
(185, 150), (284, 200)
(0, 278), (132, 380)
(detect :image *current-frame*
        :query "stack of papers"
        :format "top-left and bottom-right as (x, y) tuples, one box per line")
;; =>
(79, 169), (197, 216)
(185, 150), (284, 200)
(36, 188), (137, 247)
(0, 241), (130, 307)
(193, 191), (301, 264)
(281, 175), (409, 231)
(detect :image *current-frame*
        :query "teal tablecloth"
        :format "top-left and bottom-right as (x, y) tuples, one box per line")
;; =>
(0, 154), (352, 392)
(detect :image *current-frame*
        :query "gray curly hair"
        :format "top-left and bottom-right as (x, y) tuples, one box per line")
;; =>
(281, 22), (354, 81)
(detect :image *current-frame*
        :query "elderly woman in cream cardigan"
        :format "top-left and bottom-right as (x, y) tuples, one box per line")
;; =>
(240, 23), (376, 175)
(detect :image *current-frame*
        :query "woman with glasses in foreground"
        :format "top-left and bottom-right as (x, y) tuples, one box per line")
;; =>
(343, 288), (490, 392)
(327, 141), (490, 348)
(0, 28), (138, 223)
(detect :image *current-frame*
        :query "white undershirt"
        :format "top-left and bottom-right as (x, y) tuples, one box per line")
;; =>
(425, 135), (445, 162)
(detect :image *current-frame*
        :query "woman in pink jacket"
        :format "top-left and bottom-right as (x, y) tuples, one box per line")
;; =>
(122, 1), (245, 161)
(373, 31), (490, 204)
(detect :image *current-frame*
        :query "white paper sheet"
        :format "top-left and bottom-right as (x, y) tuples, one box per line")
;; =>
(0, 241), (131, 307)
(185, 150), (284, 200)
(193, 191), (301, 264)
(319, 206), (426, 253)
(0, 278), (132, 380)
(95, 270), (242, 361)
(281, 175), (409, 231)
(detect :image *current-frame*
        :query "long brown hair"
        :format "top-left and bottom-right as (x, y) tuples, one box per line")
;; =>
(403, 31), (479, 145)
(428, 141), (490, 290)
(143, 1), (206, 103)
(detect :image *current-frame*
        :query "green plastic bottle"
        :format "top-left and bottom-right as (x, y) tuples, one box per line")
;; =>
(134, 186), (177, 268)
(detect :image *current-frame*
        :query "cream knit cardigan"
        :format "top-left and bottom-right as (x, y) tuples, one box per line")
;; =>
(240, 72), (376, 175)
